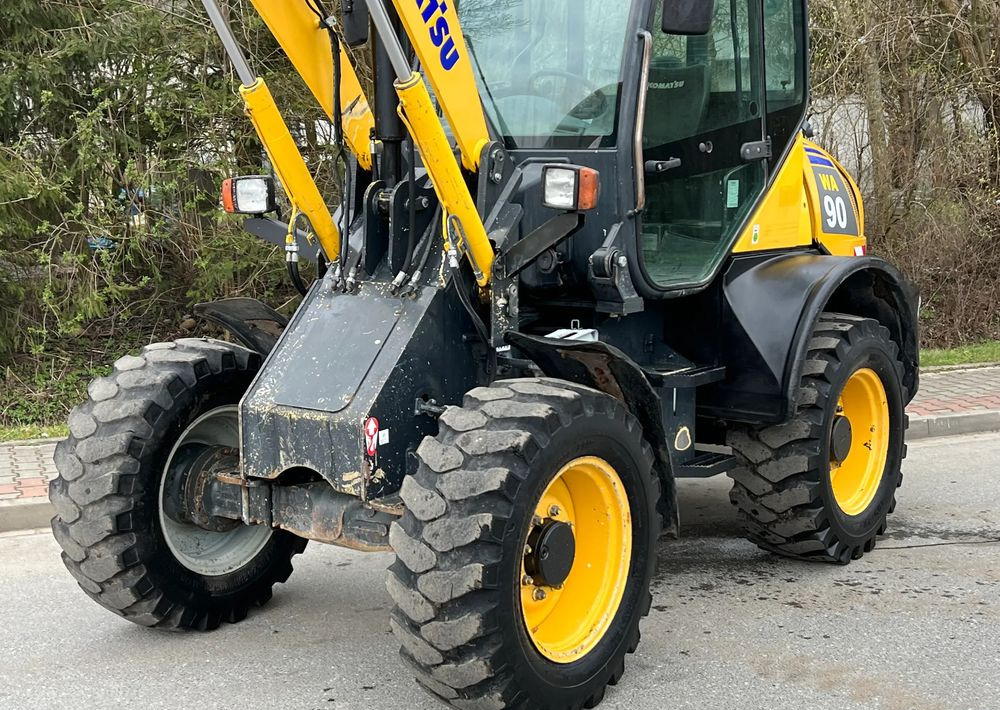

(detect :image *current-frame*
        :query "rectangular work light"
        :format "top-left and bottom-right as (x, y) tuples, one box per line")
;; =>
(542, 165), (600, 212)
(221, 175), (277, 215)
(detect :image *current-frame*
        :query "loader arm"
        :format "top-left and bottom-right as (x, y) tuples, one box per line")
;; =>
(364, 0), (496, 286)
(207, 0), (497, 286)
(387, 0), (492, 172)
(248, 0), (375, 171)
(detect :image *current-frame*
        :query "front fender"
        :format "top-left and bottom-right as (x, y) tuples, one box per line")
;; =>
(193, 298), (289, 356)
(505, 332), (679, 538)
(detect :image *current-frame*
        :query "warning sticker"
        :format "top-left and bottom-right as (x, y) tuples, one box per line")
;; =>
(364, 417), (380, 457)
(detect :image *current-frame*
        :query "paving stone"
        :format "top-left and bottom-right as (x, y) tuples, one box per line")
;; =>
(0, 366), (999, 518)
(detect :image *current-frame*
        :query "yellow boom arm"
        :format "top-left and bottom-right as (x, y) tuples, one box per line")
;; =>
(248, 0), (375, 171)
(388, 0), (491, 171)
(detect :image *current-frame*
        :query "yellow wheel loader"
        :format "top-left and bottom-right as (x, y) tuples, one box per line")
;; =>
(49, 0), (919, 708)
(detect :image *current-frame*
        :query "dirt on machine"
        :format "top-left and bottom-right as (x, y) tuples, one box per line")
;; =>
(49, 1), (919, 708)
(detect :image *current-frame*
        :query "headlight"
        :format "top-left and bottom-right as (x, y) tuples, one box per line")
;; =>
(221, 175), (277, 215)
(542, 165), (600, 211)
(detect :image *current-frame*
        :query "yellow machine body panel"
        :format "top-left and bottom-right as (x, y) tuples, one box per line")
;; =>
(803, 140), (867, 256)
(733, 135), (867, 257)
(395, 73), (494, 286)
(248, 0), (374, 170)
(240, 79), (340, 259)
(732, 135), (813, 253)
(389, 0), (491, 171)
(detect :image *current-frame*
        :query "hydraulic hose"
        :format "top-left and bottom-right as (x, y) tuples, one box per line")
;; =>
(400, 205), (441, 296)
(391, 137), (419, 292)
(287, 260), (309, 297)
(286, 210), (310, 297)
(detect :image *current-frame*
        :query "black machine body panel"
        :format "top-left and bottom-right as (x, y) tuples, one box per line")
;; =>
(233, 0), (919, 504)
(241, 274), (485, 500)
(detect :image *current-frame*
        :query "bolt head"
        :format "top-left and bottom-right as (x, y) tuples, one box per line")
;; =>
(617, 255), (629, 269)
(522, 574), (533, 586)
(533, 588), (547, 601)
(548, 505), (561, 517)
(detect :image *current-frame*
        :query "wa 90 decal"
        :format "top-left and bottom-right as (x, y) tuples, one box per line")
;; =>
(813, 167), (859, 236)
(824, 194), (850, 231)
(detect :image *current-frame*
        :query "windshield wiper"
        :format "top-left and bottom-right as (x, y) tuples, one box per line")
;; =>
(465, 36), (515, 144)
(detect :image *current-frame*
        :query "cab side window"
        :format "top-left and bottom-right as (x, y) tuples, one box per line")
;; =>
(764, 0), (807, 161)
(640, 0), (766, 289)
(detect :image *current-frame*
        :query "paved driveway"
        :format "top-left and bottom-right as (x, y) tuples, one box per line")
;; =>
(2, 433), (998, 710)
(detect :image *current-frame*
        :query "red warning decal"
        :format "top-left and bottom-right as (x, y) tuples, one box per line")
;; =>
(364, 417), (380, 457)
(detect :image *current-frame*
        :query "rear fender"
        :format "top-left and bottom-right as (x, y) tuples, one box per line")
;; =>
(720, 254), (919, 421)
(193, 298), (289, 356)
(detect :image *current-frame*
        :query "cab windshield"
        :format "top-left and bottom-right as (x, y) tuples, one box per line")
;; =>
(457, 0), (633, 149)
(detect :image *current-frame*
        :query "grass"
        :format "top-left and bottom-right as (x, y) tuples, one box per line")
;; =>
(921, 341), (1000, 368)
(0, 423), (69, 443)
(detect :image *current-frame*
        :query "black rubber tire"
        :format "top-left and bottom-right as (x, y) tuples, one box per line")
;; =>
(48, 338), (307, 630)
(387, 378), (661, 710)
(726, 314), (907, 564)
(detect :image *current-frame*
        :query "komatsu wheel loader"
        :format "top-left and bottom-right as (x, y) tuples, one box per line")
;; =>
(49, 0), (919, 708)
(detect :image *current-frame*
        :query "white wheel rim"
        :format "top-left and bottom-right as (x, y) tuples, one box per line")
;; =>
(158, 405), (272, 577)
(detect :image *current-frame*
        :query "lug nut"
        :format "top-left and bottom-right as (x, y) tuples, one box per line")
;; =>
(522, 574), (533, 586)
(533, 588), (547, 601)
(548, 505), (561, 517)
(532, 515), (543, 527)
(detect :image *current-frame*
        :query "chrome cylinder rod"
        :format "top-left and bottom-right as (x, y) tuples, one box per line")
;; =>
(364, 0), (412, 80)
(200, 0), (256, 87)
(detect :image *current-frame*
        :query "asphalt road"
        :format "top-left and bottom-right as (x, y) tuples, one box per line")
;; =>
(2, 433), (999, 710)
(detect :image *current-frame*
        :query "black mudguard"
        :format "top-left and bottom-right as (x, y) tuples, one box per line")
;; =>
(505, 332), (679, 538)
(193, 298), (289, 356)
(704, 253), (919, 423)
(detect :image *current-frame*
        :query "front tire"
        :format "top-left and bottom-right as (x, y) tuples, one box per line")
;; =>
(726, 314), (907, 564)
(49, 338), (306, 629)
(387, 378), (660, 710)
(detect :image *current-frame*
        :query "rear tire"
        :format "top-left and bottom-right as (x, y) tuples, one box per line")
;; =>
(387, 378), (660, 710)
(49, 338), (306, 630)
(726, 314), (907, 564)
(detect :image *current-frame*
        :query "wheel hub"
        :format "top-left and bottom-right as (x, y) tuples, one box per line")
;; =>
(162, 443), (241, 533)
(525, 519), (576, 588)
(830, 414), (853, 464)
(829, 368), (891, 516)
(519, 456), (632, 665)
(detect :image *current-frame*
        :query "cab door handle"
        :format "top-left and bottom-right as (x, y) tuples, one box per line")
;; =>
(645, 158), (681, 175)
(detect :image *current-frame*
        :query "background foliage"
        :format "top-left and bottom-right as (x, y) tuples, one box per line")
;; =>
(1, 0), (998, 427)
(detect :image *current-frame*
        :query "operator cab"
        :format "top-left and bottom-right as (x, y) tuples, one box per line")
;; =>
(458, 0), (808, 294)
(641, 0), (807, 290)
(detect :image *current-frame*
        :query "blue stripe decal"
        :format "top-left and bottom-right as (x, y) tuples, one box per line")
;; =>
(809, 156), (836, 168)
(804, 146), (825, 156)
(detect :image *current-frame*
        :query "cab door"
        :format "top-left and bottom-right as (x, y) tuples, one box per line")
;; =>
(638, 0), (767, 290)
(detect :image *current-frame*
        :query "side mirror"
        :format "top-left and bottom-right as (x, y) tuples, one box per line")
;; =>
(341, 0), (370, 48)
(662, 0), (715, 35)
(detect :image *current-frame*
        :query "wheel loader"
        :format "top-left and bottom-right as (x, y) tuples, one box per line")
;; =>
(49, 0), (919, 707)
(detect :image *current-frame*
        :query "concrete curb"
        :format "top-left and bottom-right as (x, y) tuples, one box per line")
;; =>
(907, 409), (1000, 441)
(0, 437), (61, 447)
(2, 411), (1000, 534)
(0, 501), (53, 534)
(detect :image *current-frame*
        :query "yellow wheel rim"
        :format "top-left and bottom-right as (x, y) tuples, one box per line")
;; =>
(830, 368), (890, 516)
(520, 456), (632, 664)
